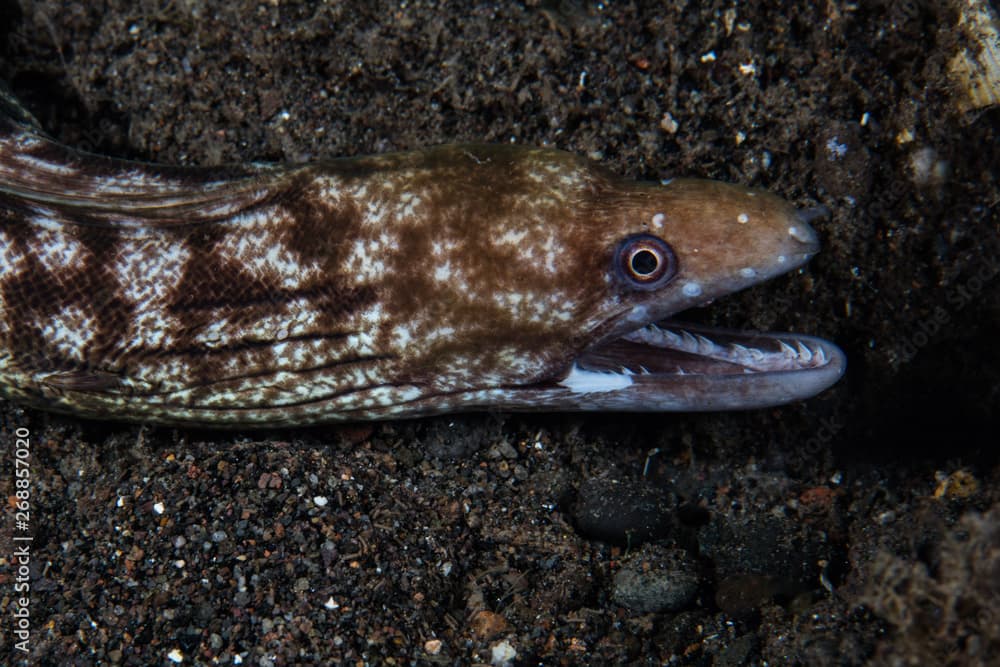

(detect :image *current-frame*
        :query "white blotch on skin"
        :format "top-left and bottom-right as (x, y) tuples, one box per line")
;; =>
(496, 229), (529, 246)
(215, 207), (324, 288)
(737, 213), (749, 224)
(434, 262), (452, 282)
(396, 386), (422, 402)
(14, 154), (80, 176)
(392, 325), (414, 348)
(32, 226), (89, 274)
(39, 305), (98, 362)
(625, 305), (649, 323)
(496, 349), (538, 378)
(344, 235), (391, 284)
(345, 332), (378, 355)
(395, 191), (423, 219)
(88, 168), (178, 195)
(0, 230), (27, 281)
(652, 212), (665, 228)
(316, 174), (344, 200)
(362, 199), (386, 227)
(114, 239), (190, 305)
(358, 303), (384, 326)
(421, 326), (455, 345)
(541, 233), (562, 274)
(682, 282), (703, 297)
(739, 267), (757, 279)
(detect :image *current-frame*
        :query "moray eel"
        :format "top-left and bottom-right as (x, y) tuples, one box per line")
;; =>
(0, 84), (844, 427)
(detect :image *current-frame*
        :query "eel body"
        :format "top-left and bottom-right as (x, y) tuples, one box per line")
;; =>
(0, 85), (844, 426)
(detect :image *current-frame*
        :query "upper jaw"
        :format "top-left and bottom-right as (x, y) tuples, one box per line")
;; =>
(588, 322), (844, 377)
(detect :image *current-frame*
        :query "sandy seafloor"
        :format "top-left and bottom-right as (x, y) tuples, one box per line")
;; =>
(0, 1), (998, 665)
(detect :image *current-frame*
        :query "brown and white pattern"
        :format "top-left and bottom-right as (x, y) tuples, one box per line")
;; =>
(0, 85), (844, 426)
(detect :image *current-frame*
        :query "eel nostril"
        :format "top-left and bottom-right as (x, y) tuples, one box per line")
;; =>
(796, 205), (831, 224)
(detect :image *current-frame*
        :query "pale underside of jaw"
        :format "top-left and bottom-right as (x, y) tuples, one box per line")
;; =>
(554, 321), (846, 411)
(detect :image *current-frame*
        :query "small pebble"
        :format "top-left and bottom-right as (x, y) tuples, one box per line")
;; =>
(612, 544), (700, 612)
(573, 477), (677, 545)
(491, 639), (517, 666)
(470, 610), (509, 640)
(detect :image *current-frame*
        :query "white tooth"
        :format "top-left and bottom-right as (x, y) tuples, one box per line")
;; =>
(778, 340), (798, 357)
(796, 342), (814, 362)
(640, 366), (651, 374)
(815, 348), (827, 365)
(730, 343), (764, 364)
(694, 333), (715, 352)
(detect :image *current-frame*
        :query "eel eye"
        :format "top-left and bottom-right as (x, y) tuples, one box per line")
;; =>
(614, 234), (678, 290)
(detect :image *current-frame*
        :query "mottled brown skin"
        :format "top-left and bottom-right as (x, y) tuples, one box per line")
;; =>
(0, 86), (844, 426)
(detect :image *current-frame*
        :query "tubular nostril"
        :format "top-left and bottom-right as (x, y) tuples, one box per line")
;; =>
(796, 205), (831, 224)
(788, 223), (818, 245)
(787, 207), (826, 253)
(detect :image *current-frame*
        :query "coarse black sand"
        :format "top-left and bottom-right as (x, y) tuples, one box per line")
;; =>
(1, 1), (998, 665)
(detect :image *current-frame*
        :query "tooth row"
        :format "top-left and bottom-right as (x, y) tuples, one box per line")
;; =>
(630, 324), (830, 371)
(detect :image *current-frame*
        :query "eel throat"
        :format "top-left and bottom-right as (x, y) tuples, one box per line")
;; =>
(0, 83), (845, 426)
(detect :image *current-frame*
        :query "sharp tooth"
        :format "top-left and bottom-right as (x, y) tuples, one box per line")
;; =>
(815, 347), (827, 365)
(730, 343), (765, 364)
(694, 333), (715, 352)
(796, 342), (814, 363)
(730, 343), (749, 359)
(778, 340), (797, 357)
(640, 365), (651, 374)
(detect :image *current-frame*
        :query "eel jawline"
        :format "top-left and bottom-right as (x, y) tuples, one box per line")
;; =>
(560, 321), (846, 411)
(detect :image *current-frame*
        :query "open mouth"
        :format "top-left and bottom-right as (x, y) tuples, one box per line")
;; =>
(559, 321), (846, 411)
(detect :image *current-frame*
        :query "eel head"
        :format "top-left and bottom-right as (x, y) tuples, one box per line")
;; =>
(400, 147), (846, 414)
